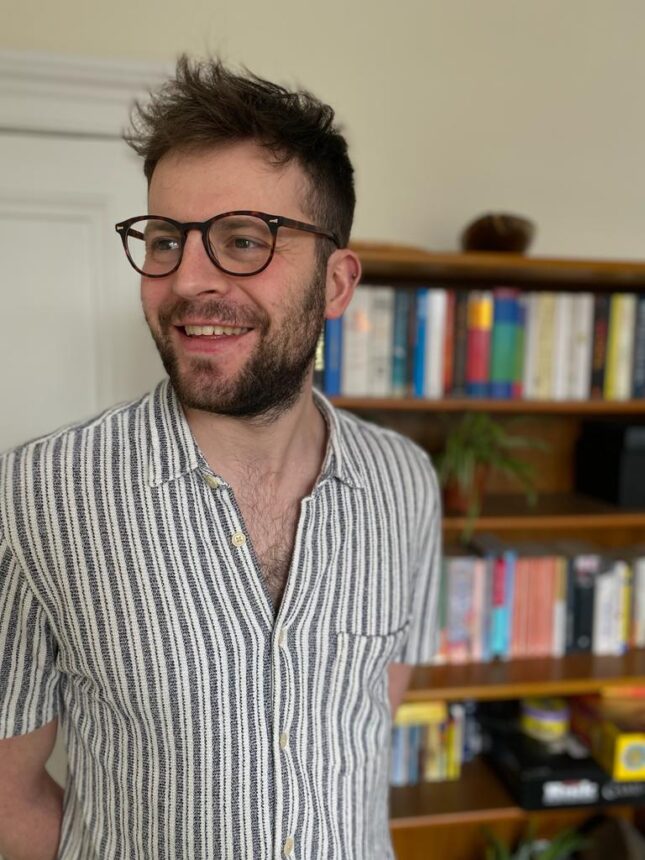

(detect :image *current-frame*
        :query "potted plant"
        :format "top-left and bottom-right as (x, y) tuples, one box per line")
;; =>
(435, 412), (546, 539)
(483, 823), (588, 859)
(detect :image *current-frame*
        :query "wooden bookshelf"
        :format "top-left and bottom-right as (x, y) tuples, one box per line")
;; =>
(345, 244), (645, 858)
(442, 492), (645, 532)
(353, 241), (645, 291)
(405, 649), (645, 702)
(333, 396), (645, 414)
(389, 758), (521, 828)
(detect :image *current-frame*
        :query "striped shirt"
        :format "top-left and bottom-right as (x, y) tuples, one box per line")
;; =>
(0, 379), (440, 860)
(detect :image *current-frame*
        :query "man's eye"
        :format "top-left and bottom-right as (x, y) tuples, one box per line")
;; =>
(150, 236), (180, 253)
(230, 236), (266, 250)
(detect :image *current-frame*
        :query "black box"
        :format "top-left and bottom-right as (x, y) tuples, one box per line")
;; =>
(485, 728), (645, 811)
(575, 421), (645, 508)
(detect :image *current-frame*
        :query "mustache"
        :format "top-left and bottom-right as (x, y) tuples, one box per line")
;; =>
(158, 298), (268, 330)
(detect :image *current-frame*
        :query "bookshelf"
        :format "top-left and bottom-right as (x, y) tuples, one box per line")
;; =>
(338, 242), (645, 859)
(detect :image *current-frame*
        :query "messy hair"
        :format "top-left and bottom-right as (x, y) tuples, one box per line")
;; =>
(125, 55), (356, 251)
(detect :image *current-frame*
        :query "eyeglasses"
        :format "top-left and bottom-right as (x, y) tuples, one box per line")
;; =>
(114, 210), (340, 278)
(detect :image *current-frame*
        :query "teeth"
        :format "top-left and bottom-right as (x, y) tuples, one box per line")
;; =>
(184, 325), (249, 337)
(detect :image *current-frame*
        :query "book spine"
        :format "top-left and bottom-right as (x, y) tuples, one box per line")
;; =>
(490, 288), (518, 399)
(466, 291), (493, 397)
(590, 293), (610, 399)
(451, 290), (469, 396)
(632, 295), (645, 397)
(522, 293), (537, 399)
(443, 290), (456, 395)
(323, 317), (343, 395)
(572, 559), (597, 653)
(512, 295), (526, 399)
(634, 557), (645, 647)
(391, 289), (411, 396)
(605, 294), (636, 400)
(425, 289), (447, 398)
(569, 293), (594, 399)
(552, 556), (567, 658)
(490, 555), (506, 658)
(533, 293), (556, 399)
(552, 293), (574, 400)
(341, 288), (372, 395)
(413, 288), (428, 398)
(367, 286), (395, 396)
(502, 550), (517, 658)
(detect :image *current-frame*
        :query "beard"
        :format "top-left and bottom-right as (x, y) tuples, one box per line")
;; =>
(144, 264), (327, 423)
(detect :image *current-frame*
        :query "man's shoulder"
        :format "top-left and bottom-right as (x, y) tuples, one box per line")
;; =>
(334, 405), (435, 474)
(0, 387), (154, 479)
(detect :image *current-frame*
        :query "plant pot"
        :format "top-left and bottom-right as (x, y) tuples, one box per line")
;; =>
(442, 465), (489, 515)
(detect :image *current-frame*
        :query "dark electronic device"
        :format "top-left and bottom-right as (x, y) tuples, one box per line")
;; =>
(575, 421), (645, 508)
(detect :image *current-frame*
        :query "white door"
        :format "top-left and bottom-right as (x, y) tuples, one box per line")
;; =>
(0, 131), (164, 451)
(0, 130), (166, 792)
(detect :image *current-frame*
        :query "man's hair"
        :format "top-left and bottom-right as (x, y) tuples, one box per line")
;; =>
(125, 55), (355, 249)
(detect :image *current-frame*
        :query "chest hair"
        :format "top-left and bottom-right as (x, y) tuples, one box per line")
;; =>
(235, 481), (302, 610)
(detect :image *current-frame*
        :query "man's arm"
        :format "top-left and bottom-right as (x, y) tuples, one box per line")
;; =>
(0, 719), (63, 860)
(387, 663), (415, 718)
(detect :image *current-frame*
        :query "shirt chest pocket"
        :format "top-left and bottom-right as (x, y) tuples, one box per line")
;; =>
(328, 621), (410, 776)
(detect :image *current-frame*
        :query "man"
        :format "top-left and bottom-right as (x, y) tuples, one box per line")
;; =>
(0, 57), (440, 859)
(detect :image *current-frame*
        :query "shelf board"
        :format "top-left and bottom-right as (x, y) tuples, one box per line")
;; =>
(405, 649), (645, 702)
(331, 396), (645, 414)
(351, 242), (645, 291)
(389, 758), (521, 828)
(442, 492), (645, 532)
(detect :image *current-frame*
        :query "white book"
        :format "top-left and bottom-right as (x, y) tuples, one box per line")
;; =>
(341, 287), (372, 396)
(367, 286), (395, 396)
(592, 563), (618, 656)
(551, 559), (567, 658)
(568, 293), (594, 399)
(611, 294), (637, 400)
(552, 293), (574, 400)
(522, 293), (538, 399)
(634, 556), (645, 648)
(424, 289), (447, 399)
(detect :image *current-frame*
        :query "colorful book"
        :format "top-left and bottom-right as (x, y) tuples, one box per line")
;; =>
(412, 288), (428, 398)
(590, 293), (610, 399)
(605, 294), (637, 400)
(466, 291), (493, 397)
(490, 288), (518, 399)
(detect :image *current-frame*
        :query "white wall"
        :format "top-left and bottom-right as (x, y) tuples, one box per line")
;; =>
(1, 0), (644, 259)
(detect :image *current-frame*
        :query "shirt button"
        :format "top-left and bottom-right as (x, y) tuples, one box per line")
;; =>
(279, 731), (289, 750)
(231, 531), (246, 548)
(278, 628), (287, 647)
(283, 836), (294, 856)
(204, 474), (221, 489)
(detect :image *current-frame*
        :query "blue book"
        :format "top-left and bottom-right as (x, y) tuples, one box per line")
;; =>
(323, 317), (343, 395)
(413, 289), (428, 397)
(392, 290), (411, 396)
(490, 289), (518, 399)
(407, 724), (422, 783)
(501, 548), (517, 658)
(390, 725), (407, 786)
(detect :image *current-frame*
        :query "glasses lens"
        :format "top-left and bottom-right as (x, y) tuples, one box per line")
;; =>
(125, 218), (182, 276)
(209, 215), (273, 274)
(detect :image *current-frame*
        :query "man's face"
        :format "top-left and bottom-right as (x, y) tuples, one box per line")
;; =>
(141, 142), (328, 421)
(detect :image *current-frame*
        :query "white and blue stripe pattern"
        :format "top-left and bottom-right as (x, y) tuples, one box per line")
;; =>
(0, 379), (440, 860)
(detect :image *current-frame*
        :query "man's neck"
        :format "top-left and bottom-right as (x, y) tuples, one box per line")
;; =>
(183, 385), (328, 495)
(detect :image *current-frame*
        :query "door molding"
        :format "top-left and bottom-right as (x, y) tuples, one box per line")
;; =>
(0, 50), (168, 137)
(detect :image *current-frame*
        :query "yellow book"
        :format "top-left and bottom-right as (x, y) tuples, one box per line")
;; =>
(394, 701), (447, 726)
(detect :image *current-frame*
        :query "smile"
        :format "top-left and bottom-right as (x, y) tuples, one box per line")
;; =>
(183, 325), (252, 337)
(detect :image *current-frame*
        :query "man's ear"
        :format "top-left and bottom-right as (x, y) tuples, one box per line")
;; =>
(324, 249), (361, 319)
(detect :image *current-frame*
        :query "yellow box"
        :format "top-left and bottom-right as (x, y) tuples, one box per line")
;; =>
(571, 696), (645, 781)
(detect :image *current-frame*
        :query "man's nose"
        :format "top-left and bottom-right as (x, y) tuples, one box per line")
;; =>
(170, 231), (233, 298)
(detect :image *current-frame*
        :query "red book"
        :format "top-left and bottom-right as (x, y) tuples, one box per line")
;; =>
(466, 291), (493, 397)
(443, 290), (456, 394)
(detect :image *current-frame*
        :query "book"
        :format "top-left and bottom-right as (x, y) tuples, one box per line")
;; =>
(412, 288), (428, 398)
(590, 293), (610, 399)
(451, 290), (470, 396)
(466, 291), (493, 397)
(489, 288), (518, 399)
(367, 286), (395, 396)
(323, 317), (342, 395)
(425, 289), (447, 398)
(341, 287), (372, 395)
(605, 294), (637, 400)
(568, 293), (594, 399)
(633, 295), (645, 398)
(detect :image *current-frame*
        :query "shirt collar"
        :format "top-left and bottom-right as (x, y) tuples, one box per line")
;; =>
(146, 378), (365, 491)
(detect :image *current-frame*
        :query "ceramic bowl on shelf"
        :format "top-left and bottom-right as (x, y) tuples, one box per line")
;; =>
(460, 212), (536, 253)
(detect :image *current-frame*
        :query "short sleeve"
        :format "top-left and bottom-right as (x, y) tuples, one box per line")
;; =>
(398, 458), (443, 666)
(0, 532), (61, 737)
